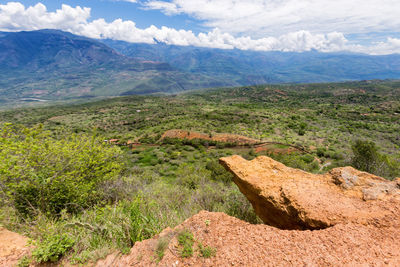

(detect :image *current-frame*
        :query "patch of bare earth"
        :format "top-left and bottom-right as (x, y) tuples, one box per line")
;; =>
(0, 227), (32, 267)
(160, 129), (259, 145)
(99, 210), (399, 267)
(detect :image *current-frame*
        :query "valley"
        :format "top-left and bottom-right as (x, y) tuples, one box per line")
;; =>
(1, 78), (399, 265)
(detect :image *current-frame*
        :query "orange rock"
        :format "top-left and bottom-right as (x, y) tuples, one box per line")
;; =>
(219, 155), (400, 229)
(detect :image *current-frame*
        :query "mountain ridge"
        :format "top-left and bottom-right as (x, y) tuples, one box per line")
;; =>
(0, 30), (226, 104)
(2, 29), (400, 106)
(102, 39), (400, 84)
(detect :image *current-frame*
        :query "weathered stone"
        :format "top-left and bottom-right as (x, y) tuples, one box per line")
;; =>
(219, 155), (400, 229)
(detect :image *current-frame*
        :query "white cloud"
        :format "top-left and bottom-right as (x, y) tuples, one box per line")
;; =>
(354, 38), (400, 55)
(144, 0), (400, 37)
(0, 2), (399, 55)
(0, 2), (90, 31)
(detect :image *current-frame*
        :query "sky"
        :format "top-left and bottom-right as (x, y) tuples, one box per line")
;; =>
(1, 1), (400, 55)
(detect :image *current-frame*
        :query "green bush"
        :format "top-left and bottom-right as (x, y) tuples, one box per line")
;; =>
(32, 233), (75, 263)
(0, 124), (123, 216)
(205, 160), (233, 184)
(351, 139), (399, 179)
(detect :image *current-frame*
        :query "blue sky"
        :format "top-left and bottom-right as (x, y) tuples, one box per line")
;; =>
(1, 1), (400, 54)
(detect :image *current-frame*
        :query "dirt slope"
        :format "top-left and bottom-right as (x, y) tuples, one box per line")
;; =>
(100, 210), (400, 266)
(0, 227), (32, 267)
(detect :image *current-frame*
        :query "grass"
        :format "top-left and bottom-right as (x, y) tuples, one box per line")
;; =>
(199, 243), (217, 258)
(178, 229), (194, 258)
(155, 236), (171, 262)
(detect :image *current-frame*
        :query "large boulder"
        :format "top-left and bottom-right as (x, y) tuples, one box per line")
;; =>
(219, 155), (400, 230)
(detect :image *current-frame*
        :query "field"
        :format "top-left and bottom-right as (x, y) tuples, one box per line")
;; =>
(0, 80), (399, 264)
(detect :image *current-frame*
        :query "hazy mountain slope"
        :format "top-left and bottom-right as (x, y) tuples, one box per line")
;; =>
(0, 30), (226, 104)
(102, 40), (400, 84)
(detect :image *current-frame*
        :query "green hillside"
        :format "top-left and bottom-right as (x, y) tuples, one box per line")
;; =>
(1, 80), (399, 265)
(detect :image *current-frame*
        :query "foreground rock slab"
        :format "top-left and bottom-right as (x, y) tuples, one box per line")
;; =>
(101, 210), (400, 266)
(220, 155), (400, 230)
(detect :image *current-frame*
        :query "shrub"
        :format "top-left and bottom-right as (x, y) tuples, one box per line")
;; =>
(205, 160), (233, 184)
(32, 233), (75, 263)
(0, 124), (123, 216)
(351, 139), (399, 179)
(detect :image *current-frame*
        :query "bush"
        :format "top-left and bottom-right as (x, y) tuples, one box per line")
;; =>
(32, 233), (75, 263)
(0, 124), (123, 216)
(351, 139), (399, 179)
(351, 140), (379, 173)
(205, 160), (233, 184)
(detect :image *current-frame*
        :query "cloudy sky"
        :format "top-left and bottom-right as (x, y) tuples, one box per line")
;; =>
(1, 1), (400, 54)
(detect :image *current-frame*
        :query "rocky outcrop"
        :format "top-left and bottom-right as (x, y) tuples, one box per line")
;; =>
(219, 155), (400, 230)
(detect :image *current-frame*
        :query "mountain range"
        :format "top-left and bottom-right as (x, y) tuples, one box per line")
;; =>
(1, 29), (400, 104)
(103, 39), (400, 84)
(0, 30), (223, 104)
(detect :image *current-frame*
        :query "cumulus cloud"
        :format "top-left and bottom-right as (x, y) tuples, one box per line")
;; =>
(144, 0), (400, 37)
(0, 2), (90, 31)
(0, 2), (399, 55)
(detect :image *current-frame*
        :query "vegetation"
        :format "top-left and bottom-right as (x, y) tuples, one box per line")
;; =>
(155, 236), (171, 262)
(351, 139), (399, 179)
(178, 229), (195, 258)
(0, 124), (123, 216)
(0, 80), (399, 264)
(199, 243), (217, 258)
(32, 233), (75, 263)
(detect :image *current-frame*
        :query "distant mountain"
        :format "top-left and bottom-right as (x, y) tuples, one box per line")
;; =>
(0, 30), (225, 104)
(2, 30), (400, 106)
(102, 40), (400, 84)
(0, 30), (126, 70)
